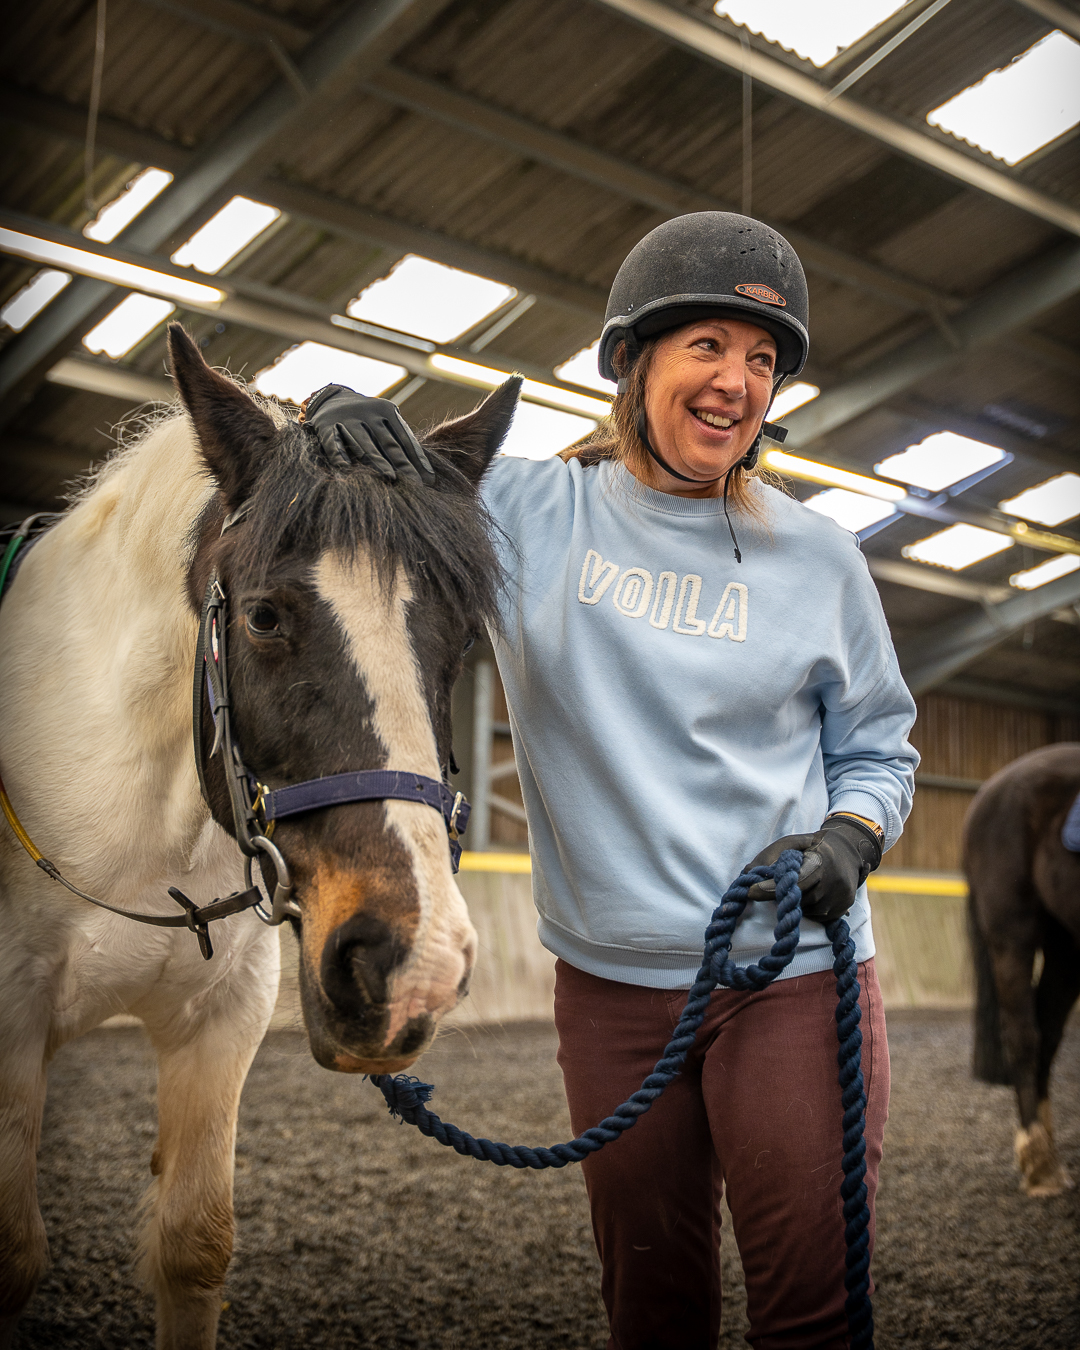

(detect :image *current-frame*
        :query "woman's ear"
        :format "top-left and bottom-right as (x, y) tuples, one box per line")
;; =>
(167, 322), (277, 509)
(423, 377), (521, 486)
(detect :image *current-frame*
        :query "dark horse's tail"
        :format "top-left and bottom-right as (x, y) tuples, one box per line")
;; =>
(968, 886), (1010, 1084)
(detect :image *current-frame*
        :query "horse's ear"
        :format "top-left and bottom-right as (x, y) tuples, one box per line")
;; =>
(424, 376), (521, 486)
(167, 322), (277, 508)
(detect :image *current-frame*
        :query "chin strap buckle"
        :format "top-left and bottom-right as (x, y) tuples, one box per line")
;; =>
(761, 421), (788, 443)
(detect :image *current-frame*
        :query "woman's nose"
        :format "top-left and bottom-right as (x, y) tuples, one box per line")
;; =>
(707, 357), (746, 398)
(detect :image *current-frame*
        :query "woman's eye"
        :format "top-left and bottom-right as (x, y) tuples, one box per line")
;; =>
(246, 603), (281, 637)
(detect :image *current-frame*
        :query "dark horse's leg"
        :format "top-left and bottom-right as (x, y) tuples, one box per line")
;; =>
(1036, 914), (1080, 1107)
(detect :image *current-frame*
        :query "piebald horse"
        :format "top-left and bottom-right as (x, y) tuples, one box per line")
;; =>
(0, 326), (519, 1348)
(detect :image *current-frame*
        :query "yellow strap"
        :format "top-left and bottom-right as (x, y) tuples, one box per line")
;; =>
(0, 776), (44, 863)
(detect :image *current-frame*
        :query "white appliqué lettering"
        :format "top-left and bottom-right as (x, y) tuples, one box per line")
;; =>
(649, 571), (678, 630)
(576, 549), (749, 642)
(578, 549), (620, 605)
(707, 581), (748, 641)
(673, 575), (706, 635)
(613, 567), (653, 618)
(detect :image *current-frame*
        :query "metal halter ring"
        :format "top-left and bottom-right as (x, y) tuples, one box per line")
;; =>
(246, 834), (301, 925)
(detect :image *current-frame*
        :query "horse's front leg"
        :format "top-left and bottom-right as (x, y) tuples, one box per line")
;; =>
(140, 928), (278, 1350)
(0, 1024), (49, 1350)
(1030, 922), (1080, 1196)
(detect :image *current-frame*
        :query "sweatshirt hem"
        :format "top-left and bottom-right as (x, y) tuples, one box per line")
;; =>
(537, 916), (877, 990)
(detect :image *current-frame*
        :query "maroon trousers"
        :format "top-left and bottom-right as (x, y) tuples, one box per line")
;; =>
(553, 958), (889, 1350)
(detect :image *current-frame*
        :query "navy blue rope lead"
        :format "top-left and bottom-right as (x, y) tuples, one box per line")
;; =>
(370, 849), (873, 1350)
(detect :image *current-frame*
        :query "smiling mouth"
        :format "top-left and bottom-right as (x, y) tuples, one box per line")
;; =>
(691, 408), (737, 429)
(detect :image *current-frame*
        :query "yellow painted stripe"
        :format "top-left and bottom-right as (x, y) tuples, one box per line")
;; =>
(459, 851), (532, 873)
(460, 854), (968, 897)
(869, 873), (968, 897)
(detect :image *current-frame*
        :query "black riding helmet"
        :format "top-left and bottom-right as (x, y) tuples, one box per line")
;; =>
(599, 212), (809, 480)
(599, 211), (809, 382)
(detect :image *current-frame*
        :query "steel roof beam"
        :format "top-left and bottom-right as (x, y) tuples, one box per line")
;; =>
(0, 215), (593, 399)
(135, 0), (312, 52)
(0, 0), (449, 420)
(780, 239), (1080, 447)
(591, 0), (1080, 237)
(363, 65), (962, 319)
(249, 178), (608, 315)
(1011, 0), (1080, 41)
(898, 567), (1080, 694)
(1, 72), (966, 323)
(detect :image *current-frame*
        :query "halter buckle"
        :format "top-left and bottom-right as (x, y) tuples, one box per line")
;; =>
(448, 791), (467, 840)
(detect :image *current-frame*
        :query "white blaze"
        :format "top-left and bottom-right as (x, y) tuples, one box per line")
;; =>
(315, 549), (476, 1037)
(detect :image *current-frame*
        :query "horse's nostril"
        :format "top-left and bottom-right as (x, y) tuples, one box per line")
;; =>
(321, 913), (406, 1012)
(397, 1016), (431, 1057)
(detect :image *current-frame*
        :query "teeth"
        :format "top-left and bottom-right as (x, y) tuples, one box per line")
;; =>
(694, 410), (734, 428)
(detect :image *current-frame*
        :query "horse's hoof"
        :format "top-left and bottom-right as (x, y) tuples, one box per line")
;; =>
(1015, 1123), (1072, 1196)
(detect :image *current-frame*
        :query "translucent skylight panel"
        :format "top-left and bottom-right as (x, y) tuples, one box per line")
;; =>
(500, 402), (597, 460)
(171, 197), (280, 274)
(554, 341), (616, 394)
(926, 30), (1080, 165)
(82, 294), (175, 359)
(348, 256), (515, 344)
(902, 524), (1013, 570)
(803, 489), (897, 534)
(998, 472), (1080, 527)
(713, 0), (908, 67)
(1009, 554), (1079, 590)
(84, 167), (173, 243)
(770, 381), (819, 419)
(253, 342), (406, 405)
(1, 269), (71, 330)
(875, 432), (1005, 492)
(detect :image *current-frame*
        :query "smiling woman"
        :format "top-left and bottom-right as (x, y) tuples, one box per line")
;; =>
(469, 211), (919, 1350)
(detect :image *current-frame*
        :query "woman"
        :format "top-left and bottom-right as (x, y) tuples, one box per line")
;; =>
(321, 211), (917, 1348)
(478, 213), (917, 1350)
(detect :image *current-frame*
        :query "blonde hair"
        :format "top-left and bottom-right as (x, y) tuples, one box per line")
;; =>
(560, 336), (773, 519)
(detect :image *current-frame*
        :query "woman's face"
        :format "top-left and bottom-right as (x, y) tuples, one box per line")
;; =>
(640, 318), (777, 497)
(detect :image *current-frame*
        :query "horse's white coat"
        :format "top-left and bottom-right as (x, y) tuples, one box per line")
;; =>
(315, 551), (476, 1042)
(0, 405), (472, 1347)
(0, 413), (279, 1348)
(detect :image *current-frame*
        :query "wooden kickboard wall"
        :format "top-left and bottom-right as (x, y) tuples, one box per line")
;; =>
(271, 870), (976, 1030)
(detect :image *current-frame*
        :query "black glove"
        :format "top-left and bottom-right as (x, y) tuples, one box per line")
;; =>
(744, 815), (883, 925)
(303, 385), (435, 487)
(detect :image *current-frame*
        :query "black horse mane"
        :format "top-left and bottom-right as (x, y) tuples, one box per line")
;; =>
(226, 420), (505, 629)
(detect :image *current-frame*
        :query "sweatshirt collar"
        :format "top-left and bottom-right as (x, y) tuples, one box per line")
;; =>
(606, 461), (738, 517)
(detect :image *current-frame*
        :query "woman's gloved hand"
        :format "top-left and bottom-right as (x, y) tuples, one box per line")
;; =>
(744, 815), (883, 925)
(302, 385), (436, 486)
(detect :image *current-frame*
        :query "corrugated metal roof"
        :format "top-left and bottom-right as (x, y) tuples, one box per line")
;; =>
(1, 0), (1077, 703)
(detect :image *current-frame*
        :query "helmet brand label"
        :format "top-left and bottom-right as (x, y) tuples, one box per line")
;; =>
(735, 283), (786, 307)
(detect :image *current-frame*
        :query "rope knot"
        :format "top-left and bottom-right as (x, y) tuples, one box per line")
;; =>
(369, 1074), (435, 1119)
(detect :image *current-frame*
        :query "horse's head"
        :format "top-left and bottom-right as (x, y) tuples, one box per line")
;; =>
(168, 325), (518, 1073)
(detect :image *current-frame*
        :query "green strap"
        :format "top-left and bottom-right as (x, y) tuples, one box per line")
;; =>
(0, 530), (26, 598)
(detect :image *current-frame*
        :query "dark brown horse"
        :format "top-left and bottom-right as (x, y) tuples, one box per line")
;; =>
(965, 742), (1080, 1195)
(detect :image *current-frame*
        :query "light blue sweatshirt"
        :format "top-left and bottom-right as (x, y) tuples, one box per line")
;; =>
(481, 455), (919, 988)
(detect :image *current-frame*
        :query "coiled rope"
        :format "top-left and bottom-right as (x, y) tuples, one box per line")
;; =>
(370, 850), (873, 1349)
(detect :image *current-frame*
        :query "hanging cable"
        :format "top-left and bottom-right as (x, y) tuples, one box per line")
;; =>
(740, 32), (752, 216)
(84, 0), (107, 218)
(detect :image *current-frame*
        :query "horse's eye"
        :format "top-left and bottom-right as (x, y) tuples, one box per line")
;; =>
(246, 603), (280, 637)
(462, 635), (476, 655)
